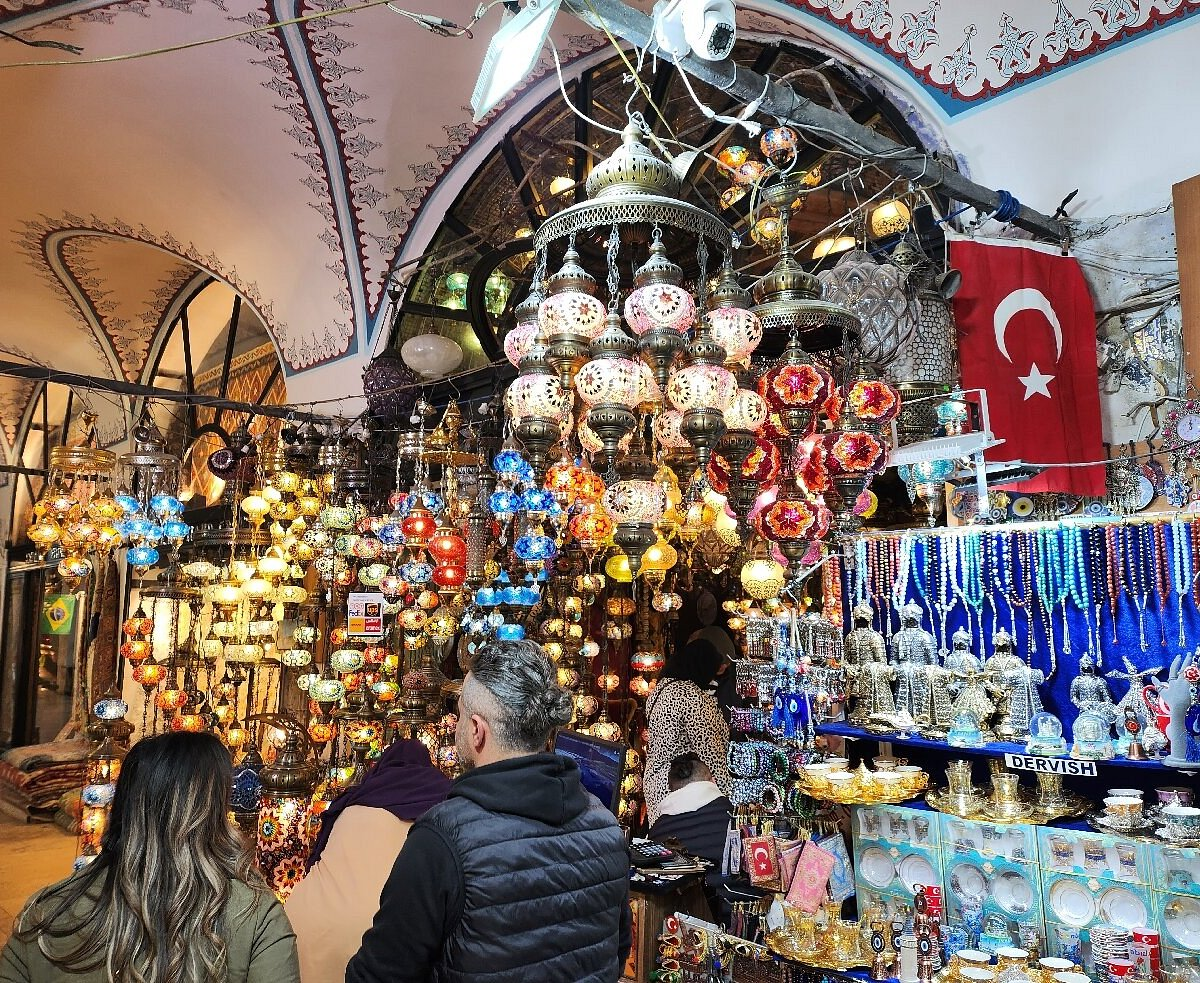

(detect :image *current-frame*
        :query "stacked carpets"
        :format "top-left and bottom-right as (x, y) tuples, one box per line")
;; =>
(0, 741), (90, 822)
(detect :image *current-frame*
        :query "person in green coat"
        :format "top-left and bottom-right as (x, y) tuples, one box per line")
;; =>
(0, 731), (299, 983)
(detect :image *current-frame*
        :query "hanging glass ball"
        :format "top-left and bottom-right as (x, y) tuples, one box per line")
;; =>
(330, 648), (365, 673)
(740, 557), (787, 600)
(760, 125), (799, 166)
(708, 306), (763, 364)
(667, 363), (736, 413)
(724, 388), (768, 432)
(822, 428), (888, 476)
(488, 489), (521, 521)
(93, 696), (129, 720)
(539, 291), (607, 341)
(363, 350), (418, 424)
(574, 356), (643, 407)
(515, 534), (557, 562)
(624, 283), (696, 337)
(310, 678), (346, 703)
(653, 410), (691, 450)
(603, 479), (667, 524)
(846, 378), (902, 426)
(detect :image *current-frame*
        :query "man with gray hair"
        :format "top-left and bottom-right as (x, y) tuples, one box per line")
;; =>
(347, 639), (632, 982)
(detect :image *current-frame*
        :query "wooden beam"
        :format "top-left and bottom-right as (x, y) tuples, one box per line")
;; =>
(564, 0), (1070, 242)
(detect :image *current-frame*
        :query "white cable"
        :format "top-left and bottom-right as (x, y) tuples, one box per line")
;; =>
(549, 41), (624, 136)
(671, 50), (766, 137)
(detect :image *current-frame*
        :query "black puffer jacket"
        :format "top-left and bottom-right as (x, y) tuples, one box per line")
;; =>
(346, 753), (632, 983)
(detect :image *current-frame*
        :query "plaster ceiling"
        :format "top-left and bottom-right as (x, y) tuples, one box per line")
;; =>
(1, 0), (1194, 459)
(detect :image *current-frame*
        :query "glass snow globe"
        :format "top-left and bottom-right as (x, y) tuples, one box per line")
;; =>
(1071, 709), (1114, 760)
(948, 710), (984, 748)
(1026, 711), (1068, 755)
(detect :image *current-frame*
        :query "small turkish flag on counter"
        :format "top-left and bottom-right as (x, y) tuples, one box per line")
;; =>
(950, 235), (1106, 496)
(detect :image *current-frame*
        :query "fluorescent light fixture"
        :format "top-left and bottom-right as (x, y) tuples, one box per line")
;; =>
(471, 0), (561, 123)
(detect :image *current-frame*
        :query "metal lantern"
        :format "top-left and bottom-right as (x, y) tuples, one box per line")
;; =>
(505, 343), (572, 477)
(575, 311), (642, 471)
(504, 288), (542, 368)
(816, 249), (915, 370)
(667, 322), (735, 472)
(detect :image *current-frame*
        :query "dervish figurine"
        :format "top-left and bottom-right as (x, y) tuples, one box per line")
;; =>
(1069, 653), (1117, 728)
(943, 628), (980, 700)
(845, 602), (887, 667)
(949, 666), (999, 741)
(985, 628), (1045, 741)
(891, 602), (938, 720)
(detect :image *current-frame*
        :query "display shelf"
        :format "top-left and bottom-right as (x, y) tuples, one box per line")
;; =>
(817, 722), (1196, 772)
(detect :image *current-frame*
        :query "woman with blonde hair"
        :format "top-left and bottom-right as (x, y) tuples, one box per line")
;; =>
(0, 731), (299, 983)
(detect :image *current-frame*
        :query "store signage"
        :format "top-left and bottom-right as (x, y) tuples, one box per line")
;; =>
(1003, 753), (1097, 777)
(346, 591), (385, 638)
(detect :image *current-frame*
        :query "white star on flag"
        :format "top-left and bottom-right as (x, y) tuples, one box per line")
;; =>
(1018, 362), (1054, 399)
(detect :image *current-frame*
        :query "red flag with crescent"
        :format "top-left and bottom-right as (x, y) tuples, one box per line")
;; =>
(950, 235), (1106, 496)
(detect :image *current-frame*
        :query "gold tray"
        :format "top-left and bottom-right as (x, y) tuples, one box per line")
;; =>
(796, 773), (929, 805)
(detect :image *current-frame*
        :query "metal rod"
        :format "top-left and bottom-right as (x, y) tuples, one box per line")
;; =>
(563, 0), (1070, 242)
(180, 306), (199, 439)
(0, 361), (332, 423)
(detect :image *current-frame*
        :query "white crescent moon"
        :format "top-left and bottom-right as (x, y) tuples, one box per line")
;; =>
(993, 288), (1063, 364)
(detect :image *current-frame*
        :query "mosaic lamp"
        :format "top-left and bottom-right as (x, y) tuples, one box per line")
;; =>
(256, 724), (318, 901)
(539, 241), (607, 386)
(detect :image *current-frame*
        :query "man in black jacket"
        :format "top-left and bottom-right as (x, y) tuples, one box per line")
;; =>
(346, 639), (632, 983)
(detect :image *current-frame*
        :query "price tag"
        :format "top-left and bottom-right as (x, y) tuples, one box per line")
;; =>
(1003, 753), (1097, 777)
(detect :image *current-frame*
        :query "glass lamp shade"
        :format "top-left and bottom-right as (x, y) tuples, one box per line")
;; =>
(428, 530), (467, 565)
(631, 650), (665, 673)
(309, 678), (345, 703)
(641, 537), (678, 574)
(515, 533), (557, 562)
(760, 361), (833, 412)
(504, 373), (572, 423)
(760, 125), (799, 165)
(708, 306), (763, 364)
(240, 492), (270, 523)
(870, 199), (911, 238)
(242, 577), (272, 600)
(330, 648), (365, 673)
(603, 479), (667, 524)
(604, 553), (633, 582)
(667, 363), (736, 413)
(717, 145), (749, 169)
(812, 235), (856, 260)
(574, 356), (642, 408)
(503, 322), (539, 368)
(757, 498), (822, 542)
(131, 661), (166, 689)
(568, 504), (615, 548)
(281, 648), (313, 668)
(257, 553), (289, 578)
(734, 160), (767, 186)
(708, 438), (782, 492)
(724, 388), (768, 432)
(823, 428), (888, 475)
(623, 283), (696, 337)
(846, 378), (902, 426)
(637, 361), (661, 407)
(740, 557), (787, 600)
(401, 334), (464, 379)
(400, 507), (437, 546)
(432, 564), (466, 589)
(653, 410), (691, 450)
(224, 643), (265, 665)
(539, 291), (607, 341)
(119, 639), (150, 662)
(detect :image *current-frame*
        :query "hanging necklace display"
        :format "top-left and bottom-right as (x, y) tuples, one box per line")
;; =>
(1127, 524), (1151, 652)
(991, 532), (1015, 637)
(891, 532), (915, 623)
(1033, 527), (1066, 679)
(1009, 532), (1036, 658)
(960, 533), (986, 647)
(1063, 523), (1089, 658)
(1107, 524), (1124, 645)
(911, 535), (937, 645)
(1172, 517), (1193, 649)
(1084, 524), (1106, 666)
(935, 535), (957, 654)
(1154, 521), (1170, 648)
(854, 537), (870, 608)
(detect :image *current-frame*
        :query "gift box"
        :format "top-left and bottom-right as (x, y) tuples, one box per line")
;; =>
(853, 804), (944, 919)
(1041, 871), (1157, 972)
(1036, 826), (1154, 885)
(944, 851), (1045, 951)
(940, 814), (1038, 866)
(1150, 890), (1200, 956)
(1152, 843), (1200, 899)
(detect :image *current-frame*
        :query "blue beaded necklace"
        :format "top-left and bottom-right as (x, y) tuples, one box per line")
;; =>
(1171, 517), (1192, 649)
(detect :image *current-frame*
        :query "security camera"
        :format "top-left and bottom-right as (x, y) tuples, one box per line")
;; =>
(652, 0), (736, 61)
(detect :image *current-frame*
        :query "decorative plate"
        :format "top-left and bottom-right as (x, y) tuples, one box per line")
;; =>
(860, 847), (895, 889)
(993, 869), (1034, 915)
(1048, 879), (1097, 927)
(1010, 496), (1035, 518)
(1134, 475), (1156, 511)
(1083, 500), (1113, 518)
(1165, 477), (1189, 508)
(1098, 886), (1148, 929)
(1164, 896), (1200, 949)
(1143, 459), (1166, 492)
(949, 862), (988, 903)
(897, 854), (937, 894)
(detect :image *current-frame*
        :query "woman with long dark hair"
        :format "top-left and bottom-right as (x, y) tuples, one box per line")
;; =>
(644, 638), (733, 824)
(286, 738), (450, 983)
(0, 732), (299, 983)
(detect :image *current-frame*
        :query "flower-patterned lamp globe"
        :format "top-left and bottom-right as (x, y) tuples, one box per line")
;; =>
(568, 503), (615, 555)
(624, 233), (696, 338)
(575, 311), (642, 470)
(539, 242), (607, 386)
(822, 420), (888, 532)
(707, 265), (763, 366)
(257, 727), (318, 901)
(846, 376), (902, 430)
(740, 555), (787, 600)
(504, 287), (543, 368)
(603, 477), (667, 526)
(759, 334), (834, 439)
(717, 145), (750, 172)
(667, 325), (735, 472)
(631, 650), (665, 674)
(506, 343), (573, 477)
(756, 497), (829, 577)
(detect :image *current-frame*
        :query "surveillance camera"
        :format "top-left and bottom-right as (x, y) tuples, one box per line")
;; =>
(652, 0), (736, 61)
(682, 0), (736, 60)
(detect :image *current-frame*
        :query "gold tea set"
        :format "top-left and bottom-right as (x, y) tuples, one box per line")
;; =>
(798, 758), (930, 805)
(926, 760), (1088, 824)
(934, 946), (1083, 983)
(765, 899), (870, 969)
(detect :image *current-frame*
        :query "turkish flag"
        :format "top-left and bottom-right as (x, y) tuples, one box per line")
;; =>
(950, 235), (1105, 496)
